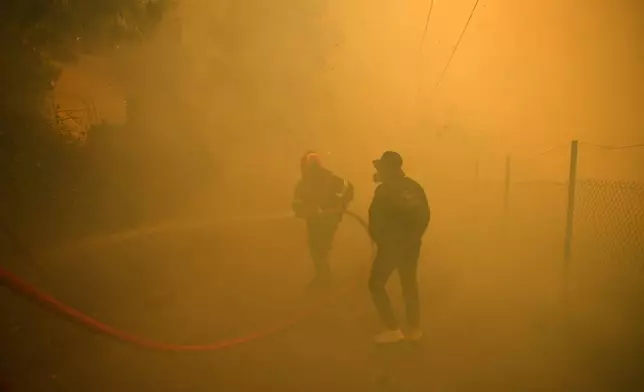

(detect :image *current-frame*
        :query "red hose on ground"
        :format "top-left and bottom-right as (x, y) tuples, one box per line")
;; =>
(0, 210), (374, 352)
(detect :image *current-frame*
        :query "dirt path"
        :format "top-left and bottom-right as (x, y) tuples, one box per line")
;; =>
(0, 217), (638, 391)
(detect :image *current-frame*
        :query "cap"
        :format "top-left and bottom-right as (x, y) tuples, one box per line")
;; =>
(373, 151), (403, 169)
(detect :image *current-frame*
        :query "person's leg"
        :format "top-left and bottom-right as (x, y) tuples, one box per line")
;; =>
(369, 245), (405, 343)
(315, 214), (343, 279)
(306, 216), (334, 283)
(398, 240), (422, 339)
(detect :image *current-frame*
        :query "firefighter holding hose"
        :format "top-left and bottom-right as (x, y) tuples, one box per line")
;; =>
(292, 151), (354, 289)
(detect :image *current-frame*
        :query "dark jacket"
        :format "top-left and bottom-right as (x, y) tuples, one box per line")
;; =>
(292, 168), (354, 218)
(368, 176), (430, 244)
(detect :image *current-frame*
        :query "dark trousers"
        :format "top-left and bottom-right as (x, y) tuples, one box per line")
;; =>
(368, 239), (421, 330)
(306, 213), (341, 279)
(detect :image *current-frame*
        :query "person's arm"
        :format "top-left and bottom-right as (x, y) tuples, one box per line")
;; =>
(368, 185), (385, 243)
(402, 182), (430, 239)
(331, 174), (354, 209)
(414, 185), (430, 237)
(342, 181), (355, 207)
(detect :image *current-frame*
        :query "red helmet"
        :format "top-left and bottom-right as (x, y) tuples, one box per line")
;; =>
(300, 151), (322, 174)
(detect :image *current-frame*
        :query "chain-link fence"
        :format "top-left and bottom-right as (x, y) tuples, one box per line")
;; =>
(573, 142), (644, 268)
(486, 141), (644, 270)
(491, 141), (644, 315)
(574, 179), (644, 271)
(569, 143), (644, 324)
(491, 146), (572, 268)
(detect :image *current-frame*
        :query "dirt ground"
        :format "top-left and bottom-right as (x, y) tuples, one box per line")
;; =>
(1, 211), (642, 391)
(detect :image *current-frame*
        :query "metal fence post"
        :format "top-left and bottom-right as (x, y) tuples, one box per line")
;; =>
(563, 140), (579, 301)
(503, 155), (511, 214)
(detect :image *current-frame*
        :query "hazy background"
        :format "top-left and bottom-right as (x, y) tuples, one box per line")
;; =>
(53, 0), (644, 196)
(1, 0), (643, 391)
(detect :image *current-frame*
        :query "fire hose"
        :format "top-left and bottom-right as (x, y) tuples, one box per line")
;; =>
(0, 210), (374, 352)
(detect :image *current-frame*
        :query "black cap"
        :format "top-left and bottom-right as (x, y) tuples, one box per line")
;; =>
(373, 151), (403, 169)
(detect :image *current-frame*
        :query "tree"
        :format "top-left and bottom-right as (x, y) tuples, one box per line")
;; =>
(0, 0), (172, 241)
(0, 0), (171, 121)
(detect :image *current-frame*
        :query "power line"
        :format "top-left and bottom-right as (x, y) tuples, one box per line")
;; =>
(513, 140), (644, 161)
(501, 141), (575, 164)
(534, 142), (571, 156)
(509, 142), (570, 161)
(416, 0), (435, 101)
(419, 0), (435, 55)
(580, 141), (644, 151)
(433, 0), (481, 90)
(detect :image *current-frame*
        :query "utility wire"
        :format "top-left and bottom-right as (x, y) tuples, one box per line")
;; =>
(433, 0), (481, 90)
(580, 141), (644, 151)
(419, 0), (435, 55)
(416, 0), (435, 101)
(510, 142), (570, 161)
(514, 140), (644, 161)
(534, 142), (571, 156)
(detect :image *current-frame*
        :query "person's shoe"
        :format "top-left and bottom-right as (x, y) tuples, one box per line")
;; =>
(405, 327), (423, 342)
(374, 329), (406, 344)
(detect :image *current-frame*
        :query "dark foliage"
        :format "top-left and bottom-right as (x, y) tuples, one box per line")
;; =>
(0, 0), (175, 244)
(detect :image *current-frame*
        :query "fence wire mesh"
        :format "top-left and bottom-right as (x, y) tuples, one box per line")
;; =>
(502, 144), (571, 261)
(469, 142), (644, 308)
(574, 179), (644, 274)
(506, 180), (568, 254)
(500, 141), (644, 317)
(573, 142), (644, 294)
(497, 143), (644, 276)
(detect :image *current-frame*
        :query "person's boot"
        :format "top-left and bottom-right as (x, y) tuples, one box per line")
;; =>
(374, 328), (406, 344)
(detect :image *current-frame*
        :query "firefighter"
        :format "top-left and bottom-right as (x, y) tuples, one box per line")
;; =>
(292, 151), (354, 288)
(368, 151), (430, 343)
